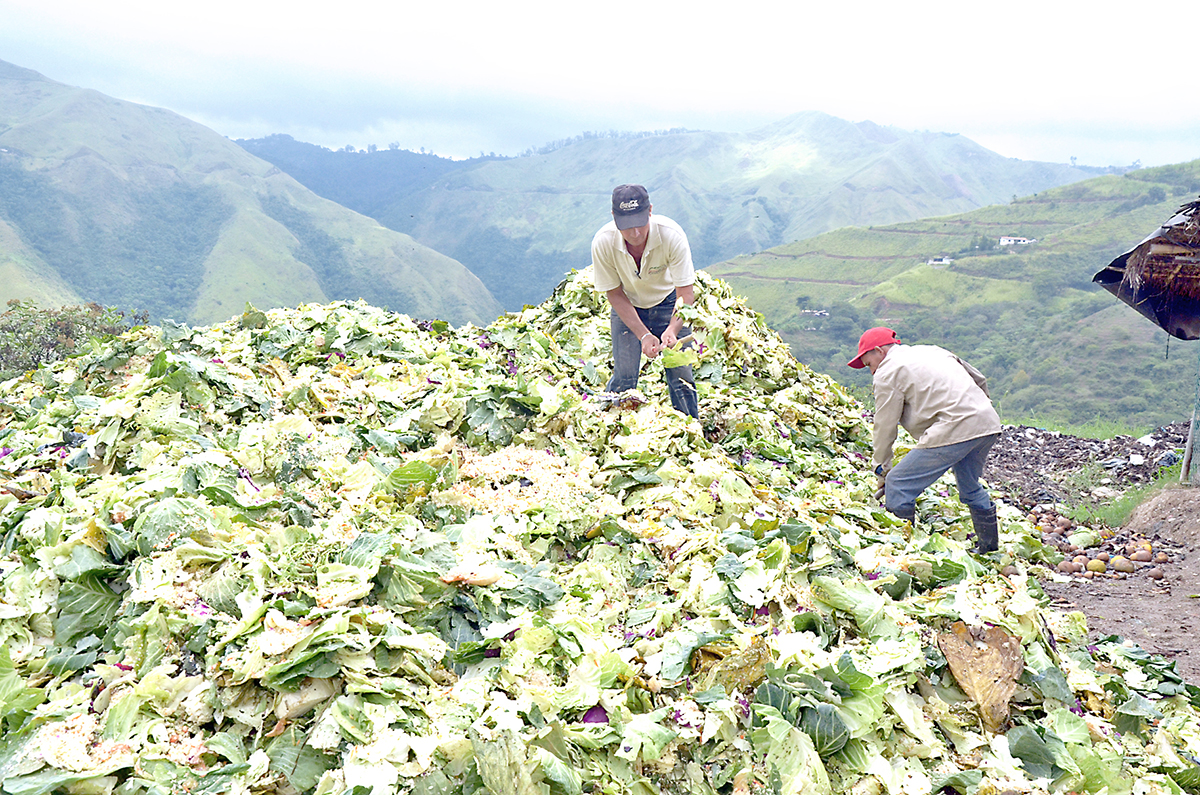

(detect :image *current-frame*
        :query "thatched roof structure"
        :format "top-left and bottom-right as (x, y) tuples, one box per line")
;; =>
(1093, 198), (1200, 339)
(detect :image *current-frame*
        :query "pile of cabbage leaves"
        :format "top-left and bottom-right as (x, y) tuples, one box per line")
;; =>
(0, 269), (1198, 795)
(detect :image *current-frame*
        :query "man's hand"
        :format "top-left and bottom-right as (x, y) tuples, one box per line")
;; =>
(660, 328), (679, 348)
(641, 333), (661, 358)
(873, 460), (890, 502)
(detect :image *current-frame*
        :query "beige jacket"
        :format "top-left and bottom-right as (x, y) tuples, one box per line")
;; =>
(872, 344), (1001, 469)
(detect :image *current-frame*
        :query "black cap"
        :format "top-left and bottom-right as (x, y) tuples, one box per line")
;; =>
(611, 184), (651, 230)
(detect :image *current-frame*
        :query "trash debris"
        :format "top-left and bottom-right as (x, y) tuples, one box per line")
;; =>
(938, 621), (1025, 733)
(1093, 198), (1200, 339)
(0, 268), (1196, 795)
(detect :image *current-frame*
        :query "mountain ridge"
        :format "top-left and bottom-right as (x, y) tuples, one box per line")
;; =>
(707, 161), (1200, 430)
(0, 60), (503, 327)
(241, 112), (1106, 309)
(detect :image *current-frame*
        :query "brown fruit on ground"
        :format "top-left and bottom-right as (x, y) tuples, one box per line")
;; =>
(1111, 556), (1135, 573)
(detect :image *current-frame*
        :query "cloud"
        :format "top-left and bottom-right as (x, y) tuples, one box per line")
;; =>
(963, 121), (1200, 170)
(2, 0), (1197, 166)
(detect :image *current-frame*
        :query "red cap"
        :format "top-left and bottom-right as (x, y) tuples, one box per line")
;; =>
(847, 327), (900, 369)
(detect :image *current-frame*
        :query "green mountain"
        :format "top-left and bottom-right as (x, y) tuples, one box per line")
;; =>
(707, 161), (1200, 430)
(0, 61), (503, 327)
(244, 114), (1105, 310)
(235, 134), (491, 220)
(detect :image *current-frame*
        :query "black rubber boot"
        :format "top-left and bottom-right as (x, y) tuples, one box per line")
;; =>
(970, 505), (999, 553)
(890, 505), (915, 523)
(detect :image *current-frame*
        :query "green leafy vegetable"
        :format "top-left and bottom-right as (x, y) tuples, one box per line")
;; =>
(0, 269), (1194, 795)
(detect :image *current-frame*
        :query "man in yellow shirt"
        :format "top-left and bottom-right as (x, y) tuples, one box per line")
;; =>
(849, 327), (1002, 553)
(591, 184), (699, 418)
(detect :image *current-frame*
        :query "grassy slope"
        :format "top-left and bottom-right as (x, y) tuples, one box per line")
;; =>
(0, 60), (503, 327)
(299, 112), (1098, 310)
(235, 134), (482, 219)
(0, 217), (81, 307)
(708, 162), (1200, 431)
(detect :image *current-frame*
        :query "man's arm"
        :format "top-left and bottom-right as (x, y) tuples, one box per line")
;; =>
(606, 287), (661, 359)
(590, 230), (623, 294)
(955, 356), (990, 397)
(660, 283), (694, 347)
(872, 378), (903, 470)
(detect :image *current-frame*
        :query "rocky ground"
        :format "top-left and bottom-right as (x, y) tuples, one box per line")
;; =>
(983, 421), (1200, 683)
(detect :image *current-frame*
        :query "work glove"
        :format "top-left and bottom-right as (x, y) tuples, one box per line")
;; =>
(872, 461), (891, 503)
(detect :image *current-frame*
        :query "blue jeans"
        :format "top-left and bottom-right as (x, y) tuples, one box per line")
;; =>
(607, 293), (699, 418)
(885, 433), (998, 517)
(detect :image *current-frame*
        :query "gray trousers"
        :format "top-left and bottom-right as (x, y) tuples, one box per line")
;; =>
(885, 433), (999, 517)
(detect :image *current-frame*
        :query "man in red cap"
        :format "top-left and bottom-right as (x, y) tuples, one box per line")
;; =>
(848, 327), (1002, 553)
(591, 184), (699, 418)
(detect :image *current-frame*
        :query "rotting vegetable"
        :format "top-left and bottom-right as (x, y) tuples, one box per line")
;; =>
(0, 268), (1198, 795)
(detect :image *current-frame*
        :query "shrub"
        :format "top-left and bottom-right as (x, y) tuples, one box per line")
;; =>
(0, 300), (148, 379)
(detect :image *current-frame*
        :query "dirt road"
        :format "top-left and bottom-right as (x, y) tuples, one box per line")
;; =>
(985, 423), (1200, 683)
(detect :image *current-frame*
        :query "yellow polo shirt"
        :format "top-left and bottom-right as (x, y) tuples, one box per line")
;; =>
(591, 215), (695, 308)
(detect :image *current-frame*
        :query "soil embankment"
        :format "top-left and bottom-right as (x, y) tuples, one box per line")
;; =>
(985, 422), (1200, 682)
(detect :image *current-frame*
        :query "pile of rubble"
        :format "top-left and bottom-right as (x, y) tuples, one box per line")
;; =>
(985, 421), (1191, 586)
(985, 421), (1189, 508)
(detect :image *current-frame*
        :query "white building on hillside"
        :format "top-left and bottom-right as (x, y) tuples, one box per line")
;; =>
(999, 236), (1036, 246)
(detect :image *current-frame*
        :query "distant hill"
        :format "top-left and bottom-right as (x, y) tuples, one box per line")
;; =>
(242, 114), (1105, 309)
(707, 161), (1200, 431)
(235, 134), (494, 220)
(0, 60), (503, 327)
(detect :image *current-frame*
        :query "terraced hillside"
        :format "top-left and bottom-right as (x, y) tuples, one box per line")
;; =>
(710, 161), (1200, 430)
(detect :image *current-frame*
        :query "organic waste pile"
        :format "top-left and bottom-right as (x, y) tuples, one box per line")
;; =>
(2, 269), (1200, 795)
(982, 424), (1189, 586)
(985, 424), (1188, 509)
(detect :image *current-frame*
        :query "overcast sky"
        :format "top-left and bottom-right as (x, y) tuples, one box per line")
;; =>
(2, 0), (1194, 168)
